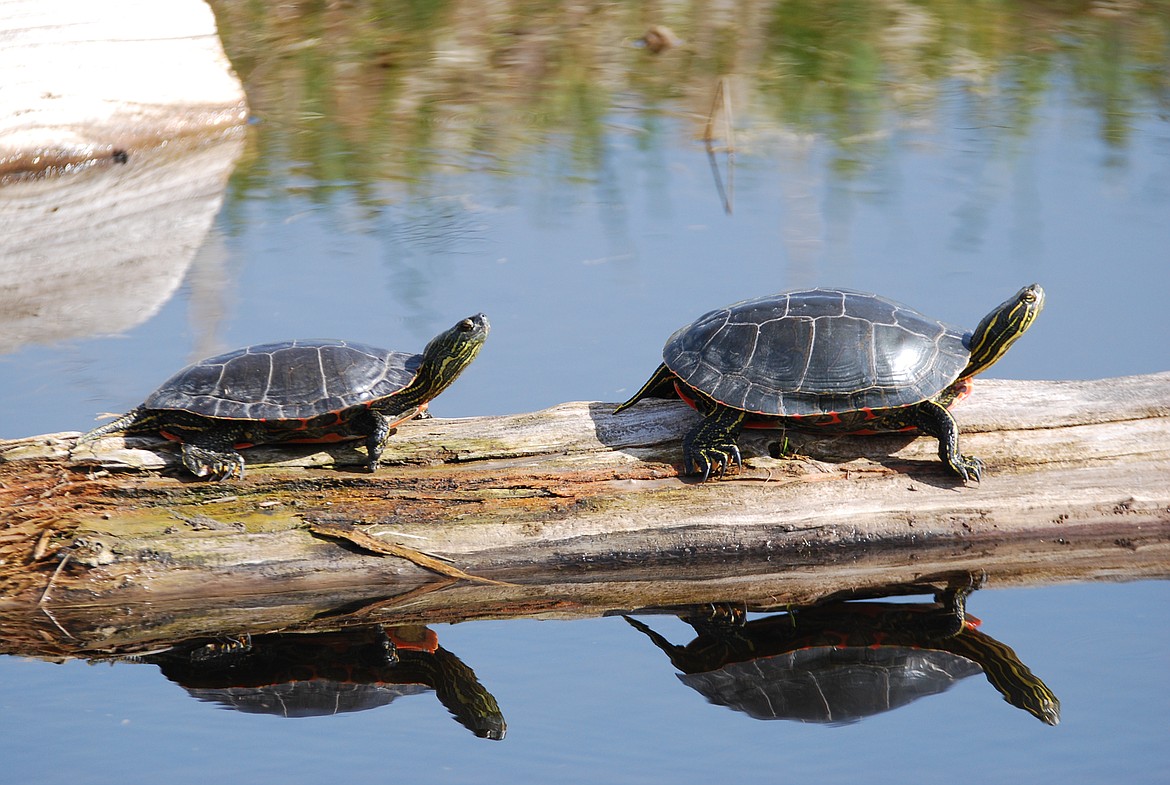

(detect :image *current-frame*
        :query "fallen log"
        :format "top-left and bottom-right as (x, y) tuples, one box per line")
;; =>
(1, 373), (1168, 657)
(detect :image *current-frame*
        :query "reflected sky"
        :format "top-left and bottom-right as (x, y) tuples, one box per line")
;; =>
(1, 582), (1168, 784)
(2, 86), (1168, 437)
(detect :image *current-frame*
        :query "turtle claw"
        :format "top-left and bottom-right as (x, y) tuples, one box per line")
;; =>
(953, 454), (985, 483)
(684, 442), (743, 482)
(681, 406), (747, 481)
(181, 444), (245, 481)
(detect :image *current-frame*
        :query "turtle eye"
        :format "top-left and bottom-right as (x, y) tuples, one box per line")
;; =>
(459, 318), (474, 332)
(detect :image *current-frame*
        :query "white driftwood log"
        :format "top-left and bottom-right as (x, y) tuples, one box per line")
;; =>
(1, 372), (1167, 650)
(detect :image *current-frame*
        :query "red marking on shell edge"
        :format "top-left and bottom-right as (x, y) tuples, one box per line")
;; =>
(672, 381), (700, 412)
(284, 434), (358, 445)
(951, 378), (975, 405)
(673, 381), (782, 430)
(386, 628), (439, 654)
(229, 434), (360, 449)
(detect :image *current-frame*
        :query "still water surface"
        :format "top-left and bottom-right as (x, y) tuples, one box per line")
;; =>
(2, 2), (1168, 782)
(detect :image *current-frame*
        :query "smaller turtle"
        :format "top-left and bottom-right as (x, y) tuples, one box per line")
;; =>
(77, 314), (489, 480)
(615, 285), (1044, 481)
(146, 626), (507, 737)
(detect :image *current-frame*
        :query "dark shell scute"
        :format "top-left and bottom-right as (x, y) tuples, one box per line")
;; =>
(663, 288), (970, 416)
(678, 647), (982, 724)
(146, 340), (421, 421)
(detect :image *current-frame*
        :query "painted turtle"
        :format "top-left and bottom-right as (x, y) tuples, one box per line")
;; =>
(77, 314), (489, 480)
(614, 285), (1044, 481)
(145, 626), (506, 737)
(626, 585), (1060, 725)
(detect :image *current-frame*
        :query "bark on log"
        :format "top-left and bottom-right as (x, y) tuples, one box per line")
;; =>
(1, 373), (1168, 658)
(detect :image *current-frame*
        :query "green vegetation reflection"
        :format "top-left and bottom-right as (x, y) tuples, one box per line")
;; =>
(209, 0), (1169, 193)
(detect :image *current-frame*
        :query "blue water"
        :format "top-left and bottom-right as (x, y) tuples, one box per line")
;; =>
(4, 80), (1169, 435)
(2, 11), (1169, 784)
(1, 582), (1168, 784)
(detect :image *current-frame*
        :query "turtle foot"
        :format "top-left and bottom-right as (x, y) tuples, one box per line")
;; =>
(683, 441), (742, 482)
(181, 444), (246, 481)
(951, 454), (985, 483)
(682, 407), (746, 482)
(683, 603), (748, 628)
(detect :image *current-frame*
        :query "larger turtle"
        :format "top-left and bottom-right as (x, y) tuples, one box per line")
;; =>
(625, 584), (1060, 725)
(77, 314), (489, 480)
(614, 285), (1043, 481)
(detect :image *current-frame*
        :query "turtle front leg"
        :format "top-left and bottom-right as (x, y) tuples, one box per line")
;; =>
(363, 411), (394, 472)
(910, 400), (984, 482)
(360, 406), (424, 472)
(682, 404), (746, 481)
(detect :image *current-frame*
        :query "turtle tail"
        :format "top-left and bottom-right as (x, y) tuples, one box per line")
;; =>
(623, 616), (692, 668)
(76, 406), (151, 444)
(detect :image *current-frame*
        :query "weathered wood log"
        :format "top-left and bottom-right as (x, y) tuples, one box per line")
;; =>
(1, 373), (1168, 657)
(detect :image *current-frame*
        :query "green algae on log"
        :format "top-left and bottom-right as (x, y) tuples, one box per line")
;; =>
(1, 374), (1168, 643)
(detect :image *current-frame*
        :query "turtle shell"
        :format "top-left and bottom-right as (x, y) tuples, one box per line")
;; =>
(184, 681), (427, 718)
(664, 288), (970, 417)
(145, 340), (421, 421)
(679, 645), (982, 725)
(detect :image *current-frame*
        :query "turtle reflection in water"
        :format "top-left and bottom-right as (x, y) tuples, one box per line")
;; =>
(140, 625), (505, 739)
(625, 584), (1059, 726)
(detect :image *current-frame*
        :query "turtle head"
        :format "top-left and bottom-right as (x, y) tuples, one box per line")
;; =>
(961, 284), (1045, 379)
(417, 313), (490, 398)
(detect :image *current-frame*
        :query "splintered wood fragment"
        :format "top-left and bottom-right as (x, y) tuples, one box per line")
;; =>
(306, 522), (510, 586)
(31, 528), (53, 562)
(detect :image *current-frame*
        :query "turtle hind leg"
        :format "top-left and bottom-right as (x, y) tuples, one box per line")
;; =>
(910, 400), (983, 482)
(682, 404), (746, 481)
(177, 426), (247, 481)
